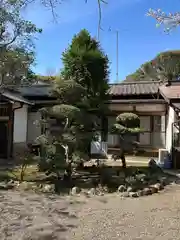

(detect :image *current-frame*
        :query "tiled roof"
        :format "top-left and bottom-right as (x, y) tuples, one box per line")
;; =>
(7, 81), (161, 99)
(109, 81), (161, 96)
(159, 82), (180, 100)
(2, 90), (33, 105)
(19, 85), (52, 97)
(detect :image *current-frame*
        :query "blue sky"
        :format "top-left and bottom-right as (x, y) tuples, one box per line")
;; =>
(24, 0), (180, 83)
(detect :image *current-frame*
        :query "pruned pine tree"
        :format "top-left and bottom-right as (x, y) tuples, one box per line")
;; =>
(36, 78), (97, 179)
(111, 113), (141, 169)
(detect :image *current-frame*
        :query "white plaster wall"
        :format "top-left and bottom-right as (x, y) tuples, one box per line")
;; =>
(166, 106), (176, 152)
(13, 105), (28, 143)
(27, 111), (41, 143)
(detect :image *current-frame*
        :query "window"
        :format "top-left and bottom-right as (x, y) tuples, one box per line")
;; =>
(153, 116), (165, 132)
(140, 116), (150, 131)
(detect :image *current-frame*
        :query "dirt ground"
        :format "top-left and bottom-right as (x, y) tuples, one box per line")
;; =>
(1, 182), (180, 240)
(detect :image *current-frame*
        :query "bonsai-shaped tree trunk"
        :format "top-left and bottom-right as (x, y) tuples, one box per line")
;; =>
(111, 112), (141, 169)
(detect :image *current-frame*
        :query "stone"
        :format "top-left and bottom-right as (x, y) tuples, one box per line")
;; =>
(103, 186), (109, 193)
(117, 185), (126, 193)
(127, 186), (133, 192)
(129, 192), (138, 198)
(154, 183), (164, 191)
(135, 174), (146, 182)
(98, 192), (104, 196)
(0, 180), (15, 190)
(0, 182), (11, 190)
(6, 182), (15, 189)
(150, 186), (158, 194)
(88, 188), (97, 195)
(43, 184), (54, 193)
(8, 179), (14, 184)
(142, 187), (151, 196)
(137, 190), (143, 197)
(71, 186), (81, 195)
(14, 181), (20, 186)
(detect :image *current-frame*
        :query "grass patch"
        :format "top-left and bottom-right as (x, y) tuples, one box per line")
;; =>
(0, 164), (45, 182)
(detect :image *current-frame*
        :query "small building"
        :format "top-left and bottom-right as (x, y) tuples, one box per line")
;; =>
(1, 80), (180, 167)
(107, 81), (166, 151)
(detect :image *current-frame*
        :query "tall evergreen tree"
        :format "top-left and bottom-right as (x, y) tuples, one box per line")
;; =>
(61, 29), (109, 144)
(62, 29), (109, 109)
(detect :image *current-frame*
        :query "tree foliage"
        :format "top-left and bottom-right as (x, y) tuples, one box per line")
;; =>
(125, 51), (180, 82)
(37, 30), (109, 179)
(36, 78), (88, 178)
(112, 113), (141, 135)
(61, 29), (110, 146)
(61, 29), (109, 112)
(0, 0), (41, 87)
(111, 113), (141, 168)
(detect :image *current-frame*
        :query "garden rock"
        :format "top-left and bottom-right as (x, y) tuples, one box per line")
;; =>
(98, 192), (104, 196)
(137, 190), (143, 197)
(150, 186), (158, 194)
(142, 187), (151, 196)
(43, 184), (54, 193)
(129, 192), (138, 198)
(6, 182), (15, 189)
(118, 185), (126, 193)
(154, 183), (164, 191)
(0, 182), (14, 190)
(127, 186), (133, 193)
(135, 174), (146, 182)
(71, 186), (81, 195)
(103, 186), (109, 193)
(88, 188), (97, 195)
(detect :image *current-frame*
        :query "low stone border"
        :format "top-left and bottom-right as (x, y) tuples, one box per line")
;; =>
(118, 182), (164, 198)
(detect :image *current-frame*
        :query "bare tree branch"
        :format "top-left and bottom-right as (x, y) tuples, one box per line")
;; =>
(22, 0), (107, 40)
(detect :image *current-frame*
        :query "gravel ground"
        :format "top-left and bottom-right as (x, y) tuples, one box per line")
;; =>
(1, 184), (180, 240)
(0, 190), (84, 240)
